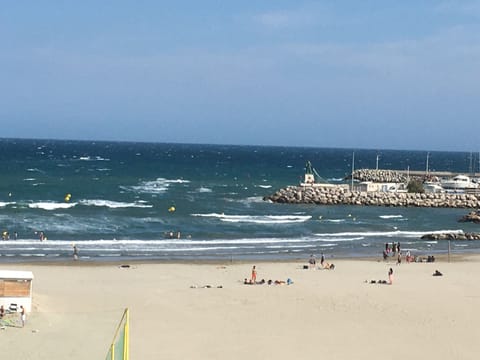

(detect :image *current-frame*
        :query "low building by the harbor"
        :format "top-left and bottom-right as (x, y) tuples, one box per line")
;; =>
(356, 181), (407, 193)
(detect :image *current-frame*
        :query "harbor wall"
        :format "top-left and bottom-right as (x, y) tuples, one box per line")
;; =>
(264, 185), (480, 208)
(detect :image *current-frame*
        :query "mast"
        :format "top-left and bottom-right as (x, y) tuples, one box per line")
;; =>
(376, 154), (380, 171)
(351, 151), (355, 191)
(469, 151), (473, 176)
(425, 152), (430, 175)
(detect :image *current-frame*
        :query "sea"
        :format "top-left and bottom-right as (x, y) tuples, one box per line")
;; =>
(0, 138), (479, 262)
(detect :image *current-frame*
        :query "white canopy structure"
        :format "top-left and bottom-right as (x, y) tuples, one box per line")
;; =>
(0, 270), (34, 312)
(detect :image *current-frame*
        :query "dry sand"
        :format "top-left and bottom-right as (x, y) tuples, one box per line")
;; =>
(1, 256), (480, 360)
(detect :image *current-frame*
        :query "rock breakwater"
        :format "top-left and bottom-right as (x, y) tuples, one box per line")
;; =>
(348, 169), (407, 183)
(458, 211), (480, 223)
(421, 232), (480, 240)
(263, 185), (480, 208)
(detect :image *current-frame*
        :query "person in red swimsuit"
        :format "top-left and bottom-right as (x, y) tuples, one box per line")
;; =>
(251, 265), (257, 283)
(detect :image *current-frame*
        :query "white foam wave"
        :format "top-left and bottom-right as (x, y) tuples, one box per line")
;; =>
(266, 244), (316, 249)
(241, 197), (264, 204)
(79, 199), (153, 208)
(323, 219), (345, 223)
(379, 215), (403, 219)
(257, 185), (272, 189)
(317, 236), (365, 242)
(78, 156), (110, 161)
(163, 237), (311, 245)
(28, 202), (77, 210)
(197, 187), (212, 193)
(0, 202), (15, 207)
(23, 178), (36, 181)
(122, 178), (190, 194)
(191, 213), (312, 224)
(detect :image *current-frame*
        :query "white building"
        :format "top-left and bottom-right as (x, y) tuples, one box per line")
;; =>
(0, 270), (34, 312)
(357, 181), (407, 193)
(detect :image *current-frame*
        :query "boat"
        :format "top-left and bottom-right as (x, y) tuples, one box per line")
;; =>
(423, 181), (444, 193)
(441, 175), (479, 190)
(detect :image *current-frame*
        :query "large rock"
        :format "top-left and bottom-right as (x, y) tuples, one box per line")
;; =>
(458, 211), (480, 223)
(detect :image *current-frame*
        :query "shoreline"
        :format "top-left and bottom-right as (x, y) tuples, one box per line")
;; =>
(0, 251), (477, 266)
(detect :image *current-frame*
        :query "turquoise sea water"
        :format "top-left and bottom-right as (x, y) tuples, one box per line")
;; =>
(0, 138), (479, 262)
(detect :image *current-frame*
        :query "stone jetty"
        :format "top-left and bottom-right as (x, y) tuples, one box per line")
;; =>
(421, 232), (480, 240)
(348, 169), (408, 183)
(263, 185), (480, 208)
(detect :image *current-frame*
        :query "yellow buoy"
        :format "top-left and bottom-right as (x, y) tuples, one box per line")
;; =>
(65, 193), (72, 202)
(168, 206), (176, 212)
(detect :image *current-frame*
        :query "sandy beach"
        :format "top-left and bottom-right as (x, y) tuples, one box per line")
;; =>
(1, 256), (480, 360)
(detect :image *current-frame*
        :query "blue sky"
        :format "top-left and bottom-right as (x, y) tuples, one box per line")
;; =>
(1, 1), (479, 151)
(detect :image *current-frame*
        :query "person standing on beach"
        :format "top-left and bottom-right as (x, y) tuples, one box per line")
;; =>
(20, 305), (26, 327)
(320, 253), (325, 266)
(73, 245), (79, 260)
(251, 265), (257, 283)
(388, 268), (394, 285)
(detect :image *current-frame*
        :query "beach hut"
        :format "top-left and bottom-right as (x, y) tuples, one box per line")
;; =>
(0, 270), (34, 312)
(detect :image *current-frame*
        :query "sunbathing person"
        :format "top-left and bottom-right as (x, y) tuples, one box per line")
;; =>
(322, 262), (335, 270)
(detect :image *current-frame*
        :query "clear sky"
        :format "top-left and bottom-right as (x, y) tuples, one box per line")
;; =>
(1, 1), (479, 151)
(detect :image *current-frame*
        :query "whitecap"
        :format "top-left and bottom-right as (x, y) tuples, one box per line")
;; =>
(257, 185), (272, 189)
(26, 168), (44, 173)
(79, 199), (153, 208)
(0, 202), (15, 207)
(197, 187), (212, 193)
(121, 178), (190, 194)
(79, 156), (110, 161)
(316, 237), (365, 242)
(379, 215), (403, 219)
(28, 202), (77, 210)
(191, 213), (311, 224)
